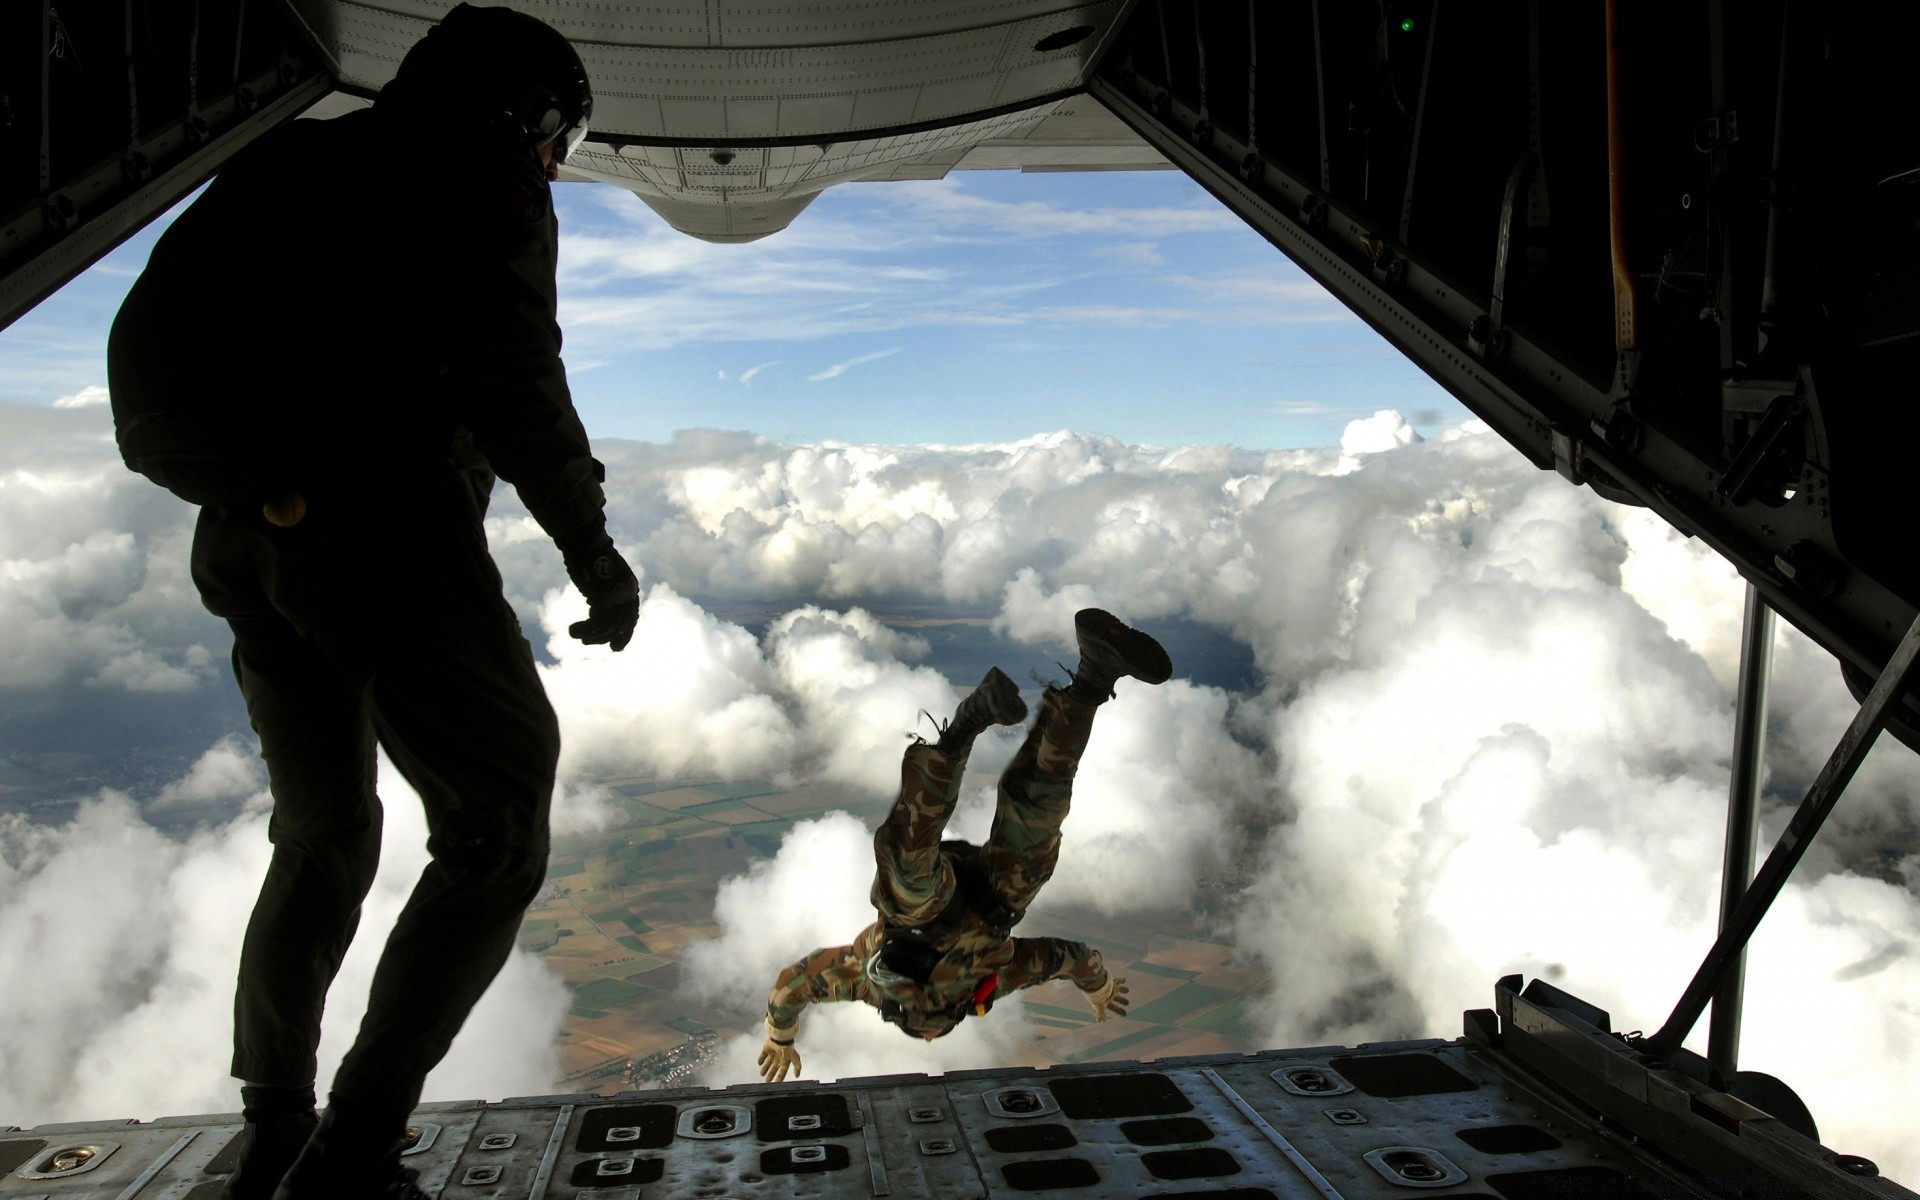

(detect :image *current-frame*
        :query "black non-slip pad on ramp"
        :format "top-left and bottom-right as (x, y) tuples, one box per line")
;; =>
(1049, 1072), (1194, 1120)
(1489, 1166), (1664, 1199)
(1329, 1053), (1479, 1098)
(1456, 1124), (1563, 1155)
(1123, 1117), (1215, 1146)
(0, 1139), (47, 1176)
(1143, 1147), (1244, 1181)
(987, 1123), (1078, 1153)
(1003, 1156), (1102, 1191)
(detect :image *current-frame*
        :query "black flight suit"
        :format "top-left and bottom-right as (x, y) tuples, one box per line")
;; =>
(108, 100), (602, 1116)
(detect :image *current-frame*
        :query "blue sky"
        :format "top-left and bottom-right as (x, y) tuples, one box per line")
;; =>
(1, 167), (1462, 448)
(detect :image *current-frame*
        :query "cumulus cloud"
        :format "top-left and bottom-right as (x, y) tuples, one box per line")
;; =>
(52, 385), (110, 409)
(1334, 408), (1421, 474)
(536, 581), (967, 800)
(1031, 681), (1263, 915)
(0, 793), (267, 1121)
(151, 737), (264, 810)
(538, 582), (800, 785)
(0, 405), (221, 695)
(0, 753), (570, 1126)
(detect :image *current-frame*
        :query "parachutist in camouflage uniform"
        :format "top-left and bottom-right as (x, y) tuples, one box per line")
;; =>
(758, 609), (1171, 1082)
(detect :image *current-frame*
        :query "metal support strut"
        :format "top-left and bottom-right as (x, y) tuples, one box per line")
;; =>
(1646, 608), (1920, 1059)
(1707, 584), (1774, 1078)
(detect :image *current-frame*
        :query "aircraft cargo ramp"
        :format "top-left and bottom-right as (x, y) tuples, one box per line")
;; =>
(0, 979), (1904, 1200)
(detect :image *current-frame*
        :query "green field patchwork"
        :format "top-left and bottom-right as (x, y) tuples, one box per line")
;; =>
(573, 978), (649, 1009)
(1127, 960), (1201, 981)
(1126, 984), (1235, 1026)
(613, 781), (703, 798)
(732, 819), (790, 837)
(1021, 1003), (1093, 1024)
(1184, 994), (1262, 1039)
(626, 838), (679, 860)
(681, 798), (750, 819)
(1029, 1016), (1084, 1031)
(616, 800), (682, 824)
(1065, 1024), (1166, 1063)
(692, 781), (781, 801)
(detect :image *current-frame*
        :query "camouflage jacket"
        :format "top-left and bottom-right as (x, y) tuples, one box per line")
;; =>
(766, 913), (1108, 1029)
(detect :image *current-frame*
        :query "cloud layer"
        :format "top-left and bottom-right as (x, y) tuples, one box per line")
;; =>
(0, 402), (1915, 1180)
(0, 406), (219, 695)
(0, 746), (566, 1122)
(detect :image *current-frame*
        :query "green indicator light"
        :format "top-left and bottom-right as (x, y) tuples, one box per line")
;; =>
(1400, 16), (1416, 32)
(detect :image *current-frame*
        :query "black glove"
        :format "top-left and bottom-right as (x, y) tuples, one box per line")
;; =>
(556, 525), (639, 651)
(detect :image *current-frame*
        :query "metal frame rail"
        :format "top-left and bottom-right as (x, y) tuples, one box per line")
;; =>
(1, 0), (331, 331)
(1708, 582), (1774, 1077)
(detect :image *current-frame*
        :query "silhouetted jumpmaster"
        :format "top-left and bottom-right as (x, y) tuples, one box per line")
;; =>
(106, 7), (639, 1199)
(758, 609), (1170, 1082)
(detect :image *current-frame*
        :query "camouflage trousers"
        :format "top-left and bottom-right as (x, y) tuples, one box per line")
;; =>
(871, 685), (1098, 927)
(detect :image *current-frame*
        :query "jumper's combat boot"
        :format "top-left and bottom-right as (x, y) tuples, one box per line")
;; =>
(219, 1085), (318, 1200)
(270, 1098), (428, 1200)
(1067, 609), (1172, 704)
(935, 666), (1028, 758)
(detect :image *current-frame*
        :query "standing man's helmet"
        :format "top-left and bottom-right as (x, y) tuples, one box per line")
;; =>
(390, 3), (593, 164)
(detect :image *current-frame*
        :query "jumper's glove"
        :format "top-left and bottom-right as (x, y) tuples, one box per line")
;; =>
(556, 525), (640, 651)
(758, 1019), (802, 1083)
(1083, 975), (1130, 1022)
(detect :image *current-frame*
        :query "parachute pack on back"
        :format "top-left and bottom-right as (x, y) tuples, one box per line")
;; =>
(107, 116), (365, 512)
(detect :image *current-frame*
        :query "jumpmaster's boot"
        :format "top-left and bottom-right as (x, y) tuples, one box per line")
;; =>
(270, 1097), (429, 1200)
(220, 1085), (318, 1200)
(1067, 609), (1173, 704)
(935, 666), (1028, 758)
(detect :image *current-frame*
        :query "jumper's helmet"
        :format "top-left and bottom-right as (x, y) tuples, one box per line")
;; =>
(391, 3), (593, 163)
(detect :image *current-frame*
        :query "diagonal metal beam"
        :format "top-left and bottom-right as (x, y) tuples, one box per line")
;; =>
(0, 64), (329, 331)
(1645, 608), (1920, 1060)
